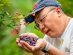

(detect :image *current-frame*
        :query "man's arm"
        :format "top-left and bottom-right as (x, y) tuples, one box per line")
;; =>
(70, 35), (73, 55)
(43, 35), (65, 55)
(16, 33), (66, 55)
(46, 45), (65, 55)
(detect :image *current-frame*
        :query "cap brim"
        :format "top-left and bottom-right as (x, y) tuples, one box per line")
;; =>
(24, 14), (35, 23)
(24, 7), (44, 23)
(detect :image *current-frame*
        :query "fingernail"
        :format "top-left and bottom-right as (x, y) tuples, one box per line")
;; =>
(20, 40), (24, 43)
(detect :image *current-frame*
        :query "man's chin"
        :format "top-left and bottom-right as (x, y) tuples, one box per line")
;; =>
(46, 33), (58, 38)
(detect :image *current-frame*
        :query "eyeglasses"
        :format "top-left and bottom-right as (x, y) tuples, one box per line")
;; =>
(34, 8), (55, 30)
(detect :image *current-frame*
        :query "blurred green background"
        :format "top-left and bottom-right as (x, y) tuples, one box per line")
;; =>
(0, 0), (73, 55)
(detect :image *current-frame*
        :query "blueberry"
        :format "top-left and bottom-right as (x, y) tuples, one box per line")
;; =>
(20, 35), (38, 46)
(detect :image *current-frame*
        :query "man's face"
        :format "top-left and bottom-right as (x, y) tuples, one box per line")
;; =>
(35, 7), (63, 38)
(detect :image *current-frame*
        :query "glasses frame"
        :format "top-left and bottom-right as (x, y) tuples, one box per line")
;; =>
(35, 8), (55, 30)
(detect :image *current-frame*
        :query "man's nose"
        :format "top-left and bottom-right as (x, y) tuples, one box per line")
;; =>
(39, 24), (45, 31)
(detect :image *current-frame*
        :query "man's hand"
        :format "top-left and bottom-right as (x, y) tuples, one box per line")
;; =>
(16, 33), (47, 53)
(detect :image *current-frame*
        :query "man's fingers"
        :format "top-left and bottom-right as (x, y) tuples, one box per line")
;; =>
(16, 38), (23, 47)
(34, 39), (46, 50)
(16, 38), (20, 43)
(18, 43), (22, 47)
(19, 39), (45, 52)
(19, 33), (28, 37)
(20, 40), (36, 51)
(19, 40), (32, 52)
(19, 33), (38, 38)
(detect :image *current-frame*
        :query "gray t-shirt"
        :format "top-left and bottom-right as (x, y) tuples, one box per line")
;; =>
(44, 18), (73, 55)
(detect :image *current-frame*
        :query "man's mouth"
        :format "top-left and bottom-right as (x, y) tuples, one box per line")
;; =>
(45, 29), (51, 34)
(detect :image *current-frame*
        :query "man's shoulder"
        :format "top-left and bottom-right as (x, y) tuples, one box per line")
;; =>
(66, 18), (73, 29)
(64, 18), (73, 36)
(69, 18), (73, 28)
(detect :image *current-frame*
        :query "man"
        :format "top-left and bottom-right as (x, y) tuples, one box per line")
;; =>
(16, 0), (73, 55)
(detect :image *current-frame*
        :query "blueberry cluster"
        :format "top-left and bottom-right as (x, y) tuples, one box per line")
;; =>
(20, 36), (38, 46)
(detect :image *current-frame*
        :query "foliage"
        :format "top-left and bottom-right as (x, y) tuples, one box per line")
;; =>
(0, 0), (15, 40)
(59, 0), (73, 17)
(0, 0), (36, 55)
(0, 0), (73, 55)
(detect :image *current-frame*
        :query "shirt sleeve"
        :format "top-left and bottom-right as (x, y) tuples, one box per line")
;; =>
(70, 34), (73, 55)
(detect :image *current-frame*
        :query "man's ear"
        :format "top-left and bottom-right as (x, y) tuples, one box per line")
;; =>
(55, 7), (62, 17)
(55, 7), (61, 13)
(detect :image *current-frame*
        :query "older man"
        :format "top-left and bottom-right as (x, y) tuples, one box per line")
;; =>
(16, 0), (73, 55)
